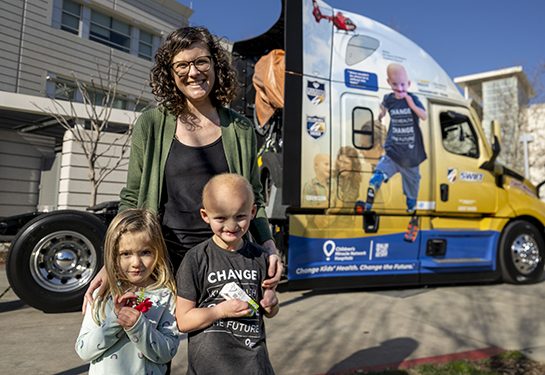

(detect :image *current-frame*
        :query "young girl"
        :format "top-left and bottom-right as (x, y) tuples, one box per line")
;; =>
(76, 209), (180, 375)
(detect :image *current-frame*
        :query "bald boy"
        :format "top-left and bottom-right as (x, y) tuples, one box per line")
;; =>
(176, 172), (279, 374)
(302, 153), (334, 207)
(366, 63), (427, 214)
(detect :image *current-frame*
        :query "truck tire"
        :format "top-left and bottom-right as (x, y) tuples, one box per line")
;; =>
(260, 152), (288, 223)
(6, 210), (106, 312)
(271, 222), (288, 277)
(499, 221), (545, 284)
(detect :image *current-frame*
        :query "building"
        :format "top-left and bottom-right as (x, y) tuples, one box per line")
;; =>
(454, 67), (535, 175)
(525, 103), (545, 191)
(0, 0), (193, 218)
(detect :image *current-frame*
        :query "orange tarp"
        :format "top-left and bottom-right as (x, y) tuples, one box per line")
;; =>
(253, 49), (285, 127)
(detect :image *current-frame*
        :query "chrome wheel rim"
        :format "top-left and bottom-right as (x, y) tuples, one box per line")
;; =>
(29, 231), (97, 292)
(511, 233), (541, 276)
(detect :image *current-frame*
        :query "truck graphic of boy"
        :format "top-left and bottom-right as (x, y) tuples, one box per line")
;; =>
(302, 153), (335, 207)
(365, 63), (427, 214)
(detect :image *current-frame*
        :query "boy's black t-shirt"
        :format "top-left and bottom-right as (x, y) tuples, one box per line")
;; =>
(177, 238), (274, 375)
(382, 92), (427, 168)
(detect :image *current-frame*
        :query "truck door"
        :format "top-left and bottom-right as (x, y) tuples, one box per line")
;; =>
(431, 103), (498, 214)
(333, 92), (380, 208)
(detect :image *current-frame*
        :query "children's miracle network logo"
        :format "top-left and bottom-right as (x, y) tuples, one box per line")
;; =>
(307, 116), (326, 139)
(307, 80), (325, 105)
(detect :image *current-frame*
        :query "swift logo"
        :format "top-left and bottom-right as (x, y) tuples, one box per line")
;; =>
(460, 171), (484, 182)
(447, 168), (458, 184)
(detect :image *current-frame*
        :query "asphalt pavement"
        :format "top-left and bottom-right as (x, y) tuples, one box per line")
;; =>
(2, 263), (545, 375)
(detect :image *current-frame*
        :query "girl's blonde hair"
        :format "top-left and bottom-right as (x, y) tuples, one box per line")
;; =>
(93, 209), (175, 324)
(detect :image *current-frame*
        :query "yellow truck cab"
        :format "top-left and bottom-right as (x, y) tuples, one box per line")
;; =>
(231, 0), (545, 290)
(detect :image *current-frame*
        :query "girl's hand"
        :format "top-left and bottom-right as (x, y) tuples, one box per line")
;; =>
(82, 266), (107, 315)
(114, 292), (138, 317)
(117, 306), (141, 330)
(218, 299), (252, 319)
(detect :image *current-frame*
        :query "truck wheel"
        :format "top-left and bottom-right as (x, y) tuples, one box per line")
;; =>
(499, 221), (545, 284)
(259, 152), (283, 210)
(6, 210), (106, 312)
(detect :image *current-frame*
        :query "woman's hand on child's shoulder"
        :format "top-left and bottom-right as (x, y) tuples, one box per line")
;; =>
(82, 267), (107, 315)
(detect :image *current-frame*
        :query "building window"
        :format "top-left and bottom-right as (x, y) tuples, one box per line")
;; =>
(87, 90), (127, 109)
(58, 1), (157, 60)
(89, 10), (131, 53)
(135, 100), (150, 112)
(50, 76), (78, 101)
(139, 30), (153, 61)
(61, 0), (81, 35)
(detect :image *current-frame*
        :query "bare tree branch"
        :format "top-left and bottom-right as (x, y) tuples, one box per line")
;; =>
(32, 56), (146, 206)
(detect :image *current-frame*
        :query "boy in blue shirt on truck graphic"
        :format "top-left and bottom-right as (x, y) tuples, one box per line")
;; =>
(364, 63), (427, 241)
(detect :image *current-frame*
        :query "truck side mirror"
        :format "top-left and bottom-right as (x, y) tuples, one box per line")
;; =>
(481, 134), (501, 173)
(536, 180), (545, 199)
(491, 120), (501, 148)
(481, 121), (503, 178)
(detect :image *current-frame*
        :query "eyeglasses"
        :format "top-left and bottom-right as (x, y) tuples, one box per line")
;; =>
(170, 56), (213, 76)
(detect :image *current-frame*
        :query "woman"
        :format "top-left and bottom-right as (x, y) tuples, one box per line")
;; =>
(85, 26), (281, 309)
(327, 146), (363, 231)
(332, 146), (363, 204)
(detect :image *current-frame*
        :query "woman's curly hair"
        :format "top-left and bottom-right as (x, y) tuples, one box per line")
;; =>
(333, 146), (363, 185)
(150, 26), (239, 116)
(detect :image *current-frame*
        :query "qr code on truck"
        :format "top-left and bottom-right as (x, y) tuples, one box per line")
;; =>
(375, 243), (389, 258)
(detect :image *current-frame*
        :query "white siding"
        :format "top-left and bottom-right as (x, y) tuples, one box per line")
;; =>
(2, 0), (191, 98)
(0, 129), (55, 217)
(527, 103), (545, 200)
(0, 1), (24, 92)
(58, 128), (130, 210)
(0, 0), (192, 216)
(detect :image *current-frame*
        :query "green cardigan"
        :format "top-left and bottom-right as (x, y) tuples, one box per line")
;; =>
(119, 107), (273, 244)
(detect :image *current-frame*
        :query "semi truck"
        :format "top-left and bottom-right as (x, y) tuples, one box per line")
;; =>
(4, 0), (545, 312)
(230, 0), (545, 290)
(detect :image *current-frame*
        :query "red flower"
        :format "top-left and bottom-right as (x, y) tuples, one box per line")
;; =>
(134, 298), (152, 313)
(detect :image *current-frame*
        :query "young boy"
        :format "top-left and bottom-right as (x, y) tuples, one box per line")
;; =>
(365, 62), (427, 214)
(302, 153), (334, 207)
(176, 173), (279, 375)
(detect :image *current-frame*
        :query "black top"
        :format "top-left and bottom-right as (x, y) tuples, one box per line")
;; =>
(161, 136), (229, 246)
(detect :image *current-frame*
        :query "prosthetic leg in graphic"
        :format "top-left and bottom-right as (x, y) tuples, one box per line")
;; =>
(404, 214), (419, 243)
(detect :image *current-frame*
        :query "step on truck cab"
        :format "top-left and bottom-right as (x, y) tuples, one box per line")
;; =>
(231, 0), (545, 290)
